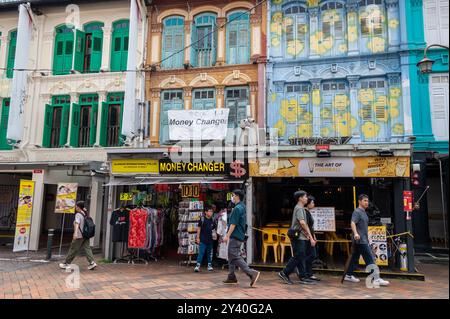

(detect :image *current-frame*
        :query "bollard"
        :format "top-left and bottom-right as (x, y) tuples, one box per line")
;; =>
(46, 229), (54, 260)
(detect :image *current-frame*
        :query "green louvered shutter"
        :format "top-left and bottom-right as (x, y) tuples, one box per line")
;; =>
(121, 34), (129, 71)
(89, 102), (98, 146)
(70, 103), (80, 147)
(59, 102), (70, 146)
(0, 99), (12, 150)
(6, 31), (17, 79)
(74, 30), (85, 73)
(90, 31), (103, 72)
(42, 104), (53, 147)
(99, 102), (108, 146)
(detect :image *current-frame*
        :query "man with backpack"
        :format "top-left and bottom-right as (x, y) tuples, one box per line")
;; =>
(59, 201), (97, 270)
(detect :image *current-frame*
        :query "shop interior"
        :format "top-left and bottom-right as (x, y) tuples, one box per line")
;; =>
(109, 182), (242, 266)
(252, 177), (400, 270)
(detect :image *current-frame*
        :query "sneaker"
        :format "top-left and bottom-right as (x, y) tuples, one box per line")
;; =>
(308, 275), (321, 281)
(59, 263), (69, 269)
(88, 262), (97, 270)
(299, 277), (317, 285)
(194, 265), (200, 272)
(373, 278), (390, 286)
(278, 271), (294, 285)
(250, 271), (260, 288)
(223, 277), (238, 284)
(207, 265), (214, 272)
(344, 275), (360, 283)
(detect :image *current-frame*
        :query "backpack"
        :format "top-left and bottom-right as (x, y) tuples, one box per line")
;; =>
(77, 211), (95, 239)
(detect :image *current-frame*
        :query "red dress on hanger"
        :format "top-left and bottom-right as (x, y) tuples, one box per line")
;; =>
(128, 208), (148, 248)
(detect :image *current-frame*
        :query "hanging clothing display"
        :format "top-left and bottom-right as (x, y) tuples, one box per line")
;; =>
(110, 208), (130, 243)
(216, 209), (228, 260)
(144, 208), (165, 254)
(128, 208), (149, 248)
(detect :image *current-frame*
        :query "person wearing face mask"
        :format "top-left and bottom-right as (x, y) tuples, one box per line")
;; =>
(222, 189), (260, 287)
(278, 190), (316, 285)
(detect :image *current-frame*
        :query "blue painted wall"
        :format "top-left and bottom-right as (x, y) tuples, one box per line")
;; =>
(267, 0), (406, 145)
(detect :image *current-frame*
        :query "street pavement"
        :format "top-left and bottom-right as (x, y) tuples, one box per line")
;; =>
(0, 256), (448, 299)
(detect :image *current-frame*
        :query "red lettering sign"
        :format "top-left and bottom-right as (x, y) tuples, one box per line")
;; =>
(403, 191), (413, 212)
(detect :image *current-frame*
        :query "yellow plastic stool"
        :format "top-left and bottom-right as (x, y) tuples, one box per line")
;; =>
(261, 228), (280, 263)
(279, 228), (293, 263)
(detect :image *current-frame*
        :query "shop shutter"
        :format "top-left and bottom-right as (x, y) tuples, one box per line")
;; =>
(6, 31), (17, 79)
(42, 104), (53, 147)
(430, 79), (449, 141)
(70, 103), (80, 147)
(90, 30), (103, 72)
(89, 102), (98, 146)
(99, 102), (108, 146)
(73, 29), (86, 73)
(59, 102), (70, 146)
(0, 99), (12, 150)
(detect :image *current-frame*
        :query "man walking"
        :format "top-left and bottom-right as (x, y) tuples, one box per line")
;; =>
(222, 189), (260, 287)
(278, 190), (316, 285)
(59, 201), (97, 270)
(344, 194), (389, 286)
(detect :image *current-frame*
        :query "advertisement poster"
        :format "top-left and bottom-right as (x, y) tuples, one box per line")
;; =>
(55, 183), (78, 214)
(13, 180), (35, 252)
(249, 157), (410, 178)
(359, 226), (388, 267)
(309, 207), (336, 232)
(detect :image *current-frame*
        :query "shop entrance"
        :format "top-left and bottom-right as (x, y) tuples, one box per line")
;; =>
(253, 177), (399, 271)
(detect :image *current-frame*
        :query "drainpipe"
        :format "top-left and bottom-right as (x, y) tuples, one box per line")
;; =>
(138, 0), (148, 147)
(438, 158), (448, 248)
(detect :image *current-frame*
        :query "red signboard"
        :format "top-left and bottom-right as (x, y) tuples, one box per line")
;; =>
(403, 191), (413, 212)
(33, 170), (43, 174)
(316, 145), (330, 151)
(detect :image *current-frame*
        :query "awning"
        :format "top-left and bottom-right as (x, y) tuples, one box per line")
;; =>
(103, 177), (244, 186)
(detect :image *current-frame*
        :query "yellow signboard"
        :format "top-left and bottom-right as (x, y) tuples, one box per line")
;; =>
(120, 193), (133, 201)
(250, 157), (410, 178)
(181, 185), (200, 198)
(13, 180), (35, 252)
(55, 183), (78, 214)
(359, 226), (388, 267)
(112, 159), (159, 174)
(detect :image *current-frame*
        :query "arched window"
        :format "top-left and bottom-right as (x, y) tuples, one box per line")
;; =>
(191, 13), (217, 67)
(359, 0), (387, 54)
(162, 16), (185, 69)
(110, 20), (130, 72)
(227, 11), (250, 65)
(318, 2), (347, 57)
(6, 30), (17, 78)
(283, 4), (308, 59)
(53, 25), (74, 75)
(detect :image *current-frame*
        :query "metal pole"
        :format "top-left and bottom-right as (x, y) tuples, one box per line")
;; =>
(438, 159), (448, 248)
(46, 229), (54, 260)
(58, 213), (66, 257)
(404, 179), (415, 273)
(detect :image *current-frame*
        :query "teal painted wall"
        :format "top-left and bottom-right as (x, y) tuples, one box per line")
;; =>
(406, 0), (449, 154)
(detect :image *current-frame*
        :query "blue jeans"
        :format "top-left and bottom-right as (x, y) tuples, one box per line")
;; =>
(283, 239), (308, 277)
(197, 242), (213, 266)
(346, 243), (380, 280)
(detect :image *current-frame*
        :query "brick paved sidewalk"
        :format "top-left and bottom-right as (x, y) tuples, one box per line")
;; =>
(0, 257), (448, 299)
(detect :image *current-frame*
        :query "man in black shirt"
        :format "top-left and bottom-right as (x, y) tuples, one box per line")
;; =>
(195, 207), (215, 272)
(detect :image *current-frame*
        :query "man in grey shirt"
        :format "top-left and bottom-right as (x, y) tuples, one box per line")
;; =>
(344, 194), (389, 286)
(278, 190), (317, 285)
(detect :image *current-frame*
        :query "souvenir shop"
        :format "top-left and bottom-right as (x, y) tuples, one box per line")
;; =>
(104, 155), (249, 266)
(249, 155), (413, 271)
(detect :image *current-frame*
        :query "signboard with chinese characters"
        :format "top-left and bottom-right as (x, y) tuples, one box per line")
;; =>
(309, 207), (336, 232)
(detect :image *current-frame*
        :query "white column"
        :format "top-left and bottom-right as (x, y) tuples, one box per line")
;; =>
(348, 75), (361, 143)
(150, 23), (162, 65)
(400, 52), (413, 137)
(250, 14), (262, 60)
(29, 170), (45, 251)
(65, 92), (79, 147)
(89, 176), (103, 248)
(0, 35), (8, 77)
(95, 91), (107, 146)
(246, 178), (253, 265)
(101, 27), (112, 71)
(104, 183), (116, 261)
